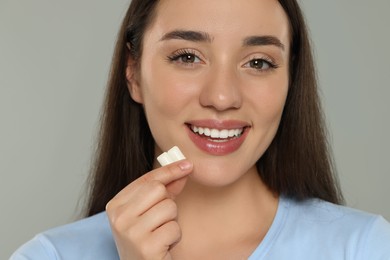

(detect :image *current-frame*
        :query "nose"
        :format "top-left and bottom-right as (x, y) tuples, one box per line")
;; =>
(199, 65), (242, 111)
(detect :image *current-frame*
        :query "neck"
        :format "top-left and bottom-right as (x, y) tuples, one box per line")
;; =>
(172, 167), (279, 258)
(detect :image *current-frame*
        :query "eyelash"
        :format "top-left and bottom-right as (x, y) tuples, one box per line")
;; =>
(244, 56), (279, 72)
(166, 49), (201, 65)
(166, 49), (279, 72)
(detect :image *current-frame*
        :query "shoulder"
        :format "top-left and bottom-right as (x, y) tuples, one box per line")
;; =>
(290, 197), (390, 230)
(281, 197), (390, 259)
(11, 212), (118, 260)
(288, 197), (378, 225)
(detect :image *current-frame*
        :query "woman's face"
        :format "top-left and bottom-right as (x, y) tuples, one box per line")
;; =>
(128, 0), (290, 186)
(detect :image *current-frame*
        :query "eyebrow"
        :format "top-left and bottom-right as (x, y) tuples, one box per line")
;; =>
(160, 30), (285, 51)
(243, 35), (285, 51)
(160, 30), (212, 43)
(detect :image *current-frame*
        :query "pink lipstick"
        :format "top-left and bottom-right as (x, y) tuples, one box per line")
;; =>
(186, 120), (250, 156)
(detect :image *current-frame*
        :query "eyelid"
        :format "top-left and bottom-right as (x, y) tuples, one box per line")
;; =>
(167, 48), (205, 64)
(242, 53), (277, 66)
(241, 53), (279, 71)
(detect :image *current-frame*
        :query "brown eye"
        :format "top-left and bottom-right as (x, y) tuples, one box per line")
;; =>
(167, 49), (202, 65)
(243, 57), (278, 72)
(249, 59), (270, 70)
(181, 54), (196, 63)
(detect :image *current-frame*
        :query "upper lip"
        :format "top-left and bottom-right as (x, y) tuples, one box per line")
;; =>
(186, 119), (250, 130)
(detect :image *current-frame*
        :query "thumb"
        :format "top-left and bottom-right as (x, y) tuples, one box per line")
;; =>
(165, 175), (189, 198)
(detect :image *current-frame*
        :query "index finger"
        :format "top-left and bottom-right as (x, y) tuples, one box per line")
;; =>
(138, 159), (193, 186)
(107, 160), (193, 208)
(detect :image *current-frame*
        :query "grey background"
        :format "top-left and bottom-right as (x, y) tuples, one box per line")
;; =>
(1, 0), (389, 258)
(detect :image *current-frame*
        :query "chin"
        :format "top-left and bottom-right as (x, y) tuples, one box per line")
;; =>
(188, 162), (251, 188)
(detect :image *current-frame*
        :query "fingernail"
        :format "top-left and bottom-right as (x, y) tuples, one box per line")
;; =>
(178, 160), (192, 171)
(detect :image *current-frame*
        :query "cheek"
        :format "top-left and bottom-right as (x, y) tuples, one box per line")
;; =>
(140, 62), (201, 120)
(139, 63), (203, 152)
(246, 76), (289, 124)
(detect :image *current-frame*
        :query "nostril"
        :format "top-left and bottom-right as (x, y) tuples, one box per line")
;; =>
(199, 91), (242, 111)
(199, 69), (242, 110)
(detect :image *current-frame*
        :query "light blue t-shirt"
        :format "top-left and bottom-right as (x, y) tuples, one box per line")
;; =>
(11, 197), (390, 259)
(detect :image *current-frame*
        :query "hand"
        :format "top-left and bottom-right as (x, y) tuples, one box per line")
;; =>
(106, 160), (193, 260)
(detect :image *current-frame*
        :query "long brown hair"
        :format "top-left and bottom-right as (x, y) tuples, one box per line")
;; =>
(85, 0), (343, 217)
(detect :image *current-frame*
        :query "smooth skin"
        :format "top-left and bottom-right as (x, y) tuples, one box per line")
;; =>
(107, 0), (290, 259)
(106, 160), (193, 260)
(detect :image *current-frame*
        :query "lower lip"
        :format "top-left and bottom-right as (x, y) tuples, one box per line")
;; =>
(186, 126), (249, 156)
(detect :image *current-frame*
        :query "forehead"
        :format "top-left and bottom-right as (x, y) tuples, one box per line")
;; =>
(146, 0), (290, 45)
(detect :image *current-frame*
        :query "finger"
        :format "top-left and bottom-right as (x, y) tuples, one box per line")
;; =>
(107, 180), (170, 228)
(106, 160), (193, 208)
(150, 221), (182, 253)
(165, 175), (189, 198)
(109, 160), (192, 204)
(111, 172), (187, 226)
(140, 159), (193, 186)
(106, 160), (192, 213)
(139, 198), (178, 232)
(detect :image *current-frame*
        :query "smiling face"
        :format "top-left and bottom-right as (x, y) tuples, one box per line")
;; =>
(127, 0), (290, 187)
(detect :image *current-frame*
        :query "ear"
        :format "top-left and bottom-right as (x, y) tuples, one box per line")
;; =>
(126, 59), (143, 104)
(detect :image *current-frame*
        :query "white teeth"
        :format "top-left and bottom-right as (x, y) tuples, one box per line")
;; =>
(191, 126), (244, 138)
(210, 129), (219, 138)
(220, 129), (229, 138)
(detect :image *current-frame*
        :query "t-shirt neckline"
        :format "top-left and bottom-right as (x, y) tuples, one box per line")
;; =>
(248, 196), (290, 259)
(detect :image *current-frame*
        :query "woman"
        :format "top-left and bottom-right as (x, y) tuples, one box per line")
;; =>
(12, 0), (390, 259)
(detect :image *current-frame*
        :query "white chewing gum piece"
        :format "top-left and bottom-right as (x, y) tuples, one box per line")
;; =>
(167, 146), (186, 162)
(157, 152), (173, 166)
